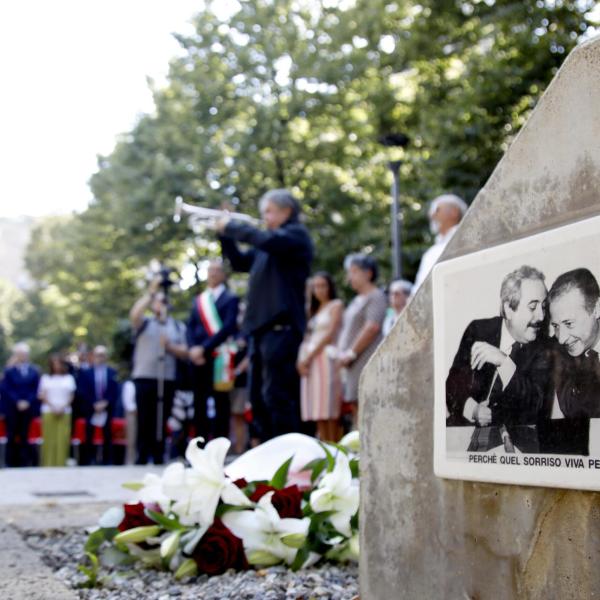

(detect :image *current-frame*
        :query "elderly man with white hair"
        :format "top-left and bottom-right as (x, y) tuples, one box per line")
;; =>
(413, 194), (468, 292)
(2, 342), (40, 466)
(383, 279), (413, 336)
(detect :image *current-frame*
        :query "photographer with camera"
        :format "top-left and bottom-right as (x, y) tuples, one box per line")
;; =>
(129, 270), (188, 464)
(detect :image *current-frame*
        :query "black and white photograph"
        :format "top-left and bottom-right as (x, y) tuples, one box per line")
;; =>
(433, 215), (600, 491)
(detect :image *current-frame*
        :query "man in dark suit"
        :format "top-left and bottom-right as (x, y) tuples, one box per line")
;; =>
(187, 260), (239, 441)
(2, 342), (40, 466)
(446, 265), (552, 452)
(539, 268), (600, 455)
(216, 189), (313, 443)
(77, 345), (120, 464)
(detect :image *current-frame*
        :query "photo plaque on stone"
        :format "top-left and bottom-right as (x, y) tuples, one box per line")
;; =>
(433, 214), (600, 490)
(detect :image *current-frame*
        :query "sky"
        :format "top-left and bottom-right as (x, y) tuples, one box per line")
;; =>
(0, 1), (204, 219)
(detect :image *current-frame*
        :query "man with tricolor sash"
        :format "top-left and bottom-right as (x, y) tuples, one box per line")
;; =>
(187, 260), (239, 442)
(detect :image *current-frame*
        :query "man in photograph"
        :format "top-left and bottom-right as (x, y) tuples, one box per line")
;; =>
(446, 265), (552, 452)
(539, 268), (600, 454)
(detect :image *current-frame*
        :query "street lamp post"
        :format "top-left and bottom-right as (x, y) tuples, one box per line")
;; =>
(388, 160), (402, 280)
(379, 133), (409, 281)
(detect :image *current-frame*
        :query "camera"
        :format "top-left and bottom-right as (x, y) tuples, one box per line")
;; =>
(158, 265), (175, 294)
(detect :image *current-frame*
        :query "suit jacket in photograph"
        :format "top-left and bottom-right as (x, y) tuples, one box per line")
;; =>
(446, 316), (552, 427)
(536, 341), (599, 455)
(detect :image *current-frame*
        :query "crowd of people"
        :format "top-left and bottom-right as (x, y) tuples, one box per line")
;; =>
(0, 190), (466, 468)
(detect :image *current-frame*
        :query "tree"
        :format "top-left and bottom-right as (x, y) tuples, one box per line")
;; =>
(13, 0), (596, 361)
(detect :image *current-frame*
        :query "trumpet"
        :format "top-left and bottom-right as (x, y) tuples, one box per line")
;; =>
(173, 196), (260, 229)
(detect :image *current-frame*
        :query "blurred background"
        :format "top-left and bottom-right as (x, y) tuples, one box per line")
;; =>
(0, 0), (598, 371)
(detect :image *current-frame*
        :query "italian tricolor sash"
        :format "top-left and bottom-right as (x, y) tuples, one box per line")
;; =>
(196, 291), (236, 392)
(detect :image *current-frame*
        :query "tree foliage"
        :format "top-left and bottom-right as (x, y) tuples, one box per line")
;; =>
(11, 0), (596, 366)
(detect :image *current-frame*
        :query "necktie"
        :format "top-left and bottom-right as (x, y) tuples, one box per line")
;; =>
(488, 342), (520, 410)
(96, 368), (106, 400)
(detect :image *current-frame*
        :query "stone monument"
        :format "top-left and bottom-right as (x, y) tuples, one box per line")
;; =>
(360, 35), (600, 599)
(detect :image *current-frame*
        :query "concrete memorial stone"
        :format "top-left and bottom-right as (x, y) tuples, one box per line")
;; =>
(360, 36), (600, 599)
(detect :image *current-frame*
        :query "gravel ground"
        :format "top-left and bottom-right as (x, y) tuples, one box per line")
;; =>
(24, 529), (359, 600)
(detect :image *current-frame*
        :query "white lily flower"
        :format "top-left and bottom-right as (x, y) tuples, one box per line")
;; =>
(309, 451), (359, 537)
(135, 472), (171, 513)
(222, 492), (310, 565)
(163, 437), (251, 528)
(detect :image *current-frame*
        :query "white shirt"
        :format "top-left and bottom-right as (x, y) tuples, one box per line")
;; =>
(122, 380), (137, 413)
(413, 225), (459, 292)
(39, 374), (76, 414)
(209, 283), (226, 302)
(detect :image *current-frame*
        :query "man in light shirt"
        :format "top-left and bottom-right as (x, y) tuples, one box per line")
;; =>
(413, 194), (468, 292)
(446, 266), (552, 452)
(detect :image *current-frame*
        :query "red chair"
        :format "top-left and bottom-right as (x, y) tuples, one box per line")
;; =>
(0, 416), (7, 442)
(28, 417), (43, 445)
(71, 418), (87, 464)
(0, 416), (7, 468)
(92, 426), (104, 445)
(111, 418), (127, 447)
(71, 418), (87, 445)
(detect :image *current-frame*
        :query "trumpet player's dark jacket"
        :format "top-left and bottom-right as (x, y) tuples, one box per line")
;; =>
(219, 217), (313, 335)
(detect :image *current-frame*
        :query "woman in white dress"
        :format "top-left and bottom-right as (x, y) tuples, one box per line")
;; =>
(297, 272), (343, 442)
(38, 354), (76, 466)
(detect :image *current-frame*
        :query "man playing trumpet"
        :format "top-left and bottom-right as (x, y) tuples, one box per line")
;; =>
(209, 189), (314, 444)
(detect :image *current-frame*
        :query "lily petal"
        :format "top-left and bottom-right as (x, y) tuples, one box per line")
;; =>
(221, 481), (252, 507)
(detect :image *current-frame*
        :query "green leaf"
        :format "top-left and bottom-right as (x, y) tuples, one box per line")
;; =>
(319, 443), (336, 473)
(146, 510), (183, 531)
(349, 458), (359, 479)
(290, 545), (310, 572)
(269, 455), (294, 490)
(311, 460), (327, 483)
(309, 510), (335, 534)
(300, 457), (328, 483)
(100, 546), (136, 568)
(327, 442), (349, 456)
(299, 458), (324, 471)
(84, 528), (106, 554)
(77, 551), (99, 588)
(215, 504), (251, 518)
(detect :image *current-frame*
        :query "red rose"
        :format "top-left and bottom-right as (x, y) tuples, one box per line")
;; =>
(192, 518), (248, 576)
(117, 502), (156, 532)
(250, 484), (303, 519)
(249, 483), (276, 502)
(233, 478), (248, 489)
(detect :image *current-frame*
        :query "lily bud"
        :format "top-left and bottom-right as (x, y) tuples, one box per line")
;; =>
(113, 525), (161, 544)
(349, 533), (360, 559)
(246, 549), (281, 566)
(339, 431), (359, 453)
(160, 531), (181, 560)
(174, 558), (198, 580)
(280, 532), (306, 548)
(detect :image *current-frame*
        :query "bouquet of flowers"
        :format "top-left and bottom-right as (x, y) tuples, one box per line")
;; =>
(80, 432), (360, 585)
